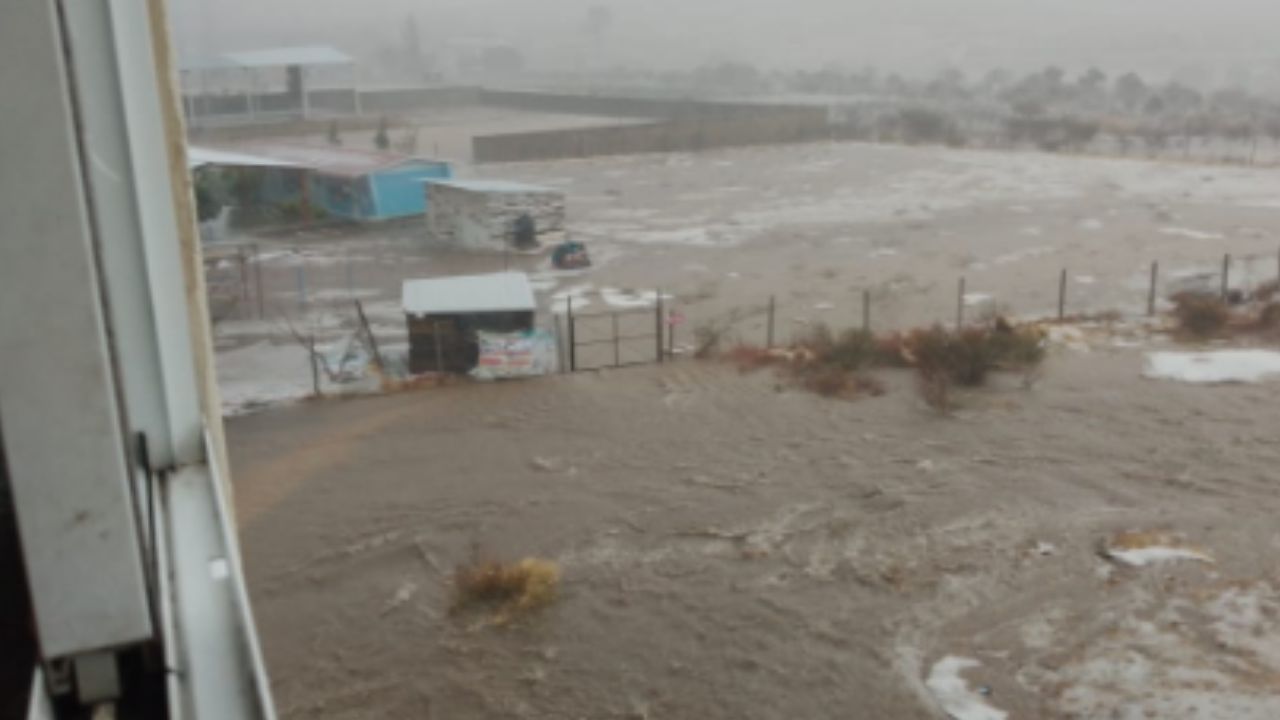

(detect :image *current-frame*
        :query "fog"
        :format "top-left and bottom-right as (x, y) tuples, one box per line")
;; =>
(175, 0), (1280, 88)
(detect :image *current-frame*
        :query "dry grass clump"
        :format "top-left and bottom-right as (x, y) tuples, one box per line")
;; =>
(1171, 292), (1229, 340)
(796, 364), (887, 398)
(452, 557), (561, 624)
(904, 321), (1047, 411)
(711, 319), (1044, 408)
(802, 325), (880, 371)
(1252, 279), (1279, 304)
(1257, 302), (1280, 331)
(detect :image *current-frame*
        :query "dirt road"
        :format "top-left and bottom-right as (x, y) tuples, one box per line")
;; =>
(230, 345), (1280, 718)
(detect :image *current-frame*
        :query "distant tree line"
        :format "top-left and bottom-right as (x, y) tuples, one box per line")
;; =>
(580, 62), (1280, 164)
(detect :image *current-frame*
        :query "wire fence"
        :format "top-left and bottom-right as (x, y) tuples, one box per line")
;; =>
(202, 241), (1280, 392)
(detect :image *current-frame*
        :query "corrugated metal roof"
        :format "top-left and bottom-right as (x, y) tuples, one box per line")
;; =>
(428, 179), (559, 194)
(222, 46), (353, 68)
(403, 272), (537, 315)
(187, 146), (300, 169)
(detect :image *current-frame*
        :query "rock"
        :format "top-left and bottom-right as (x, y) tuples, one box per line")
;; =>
(530, 456), (558, 472)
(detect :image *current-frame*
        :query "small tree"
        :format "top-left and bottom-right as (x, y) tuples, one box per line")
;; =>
(1114, 72), (1148, 113)
(374, 117), (390, 150)
(327, 120), (342, 146)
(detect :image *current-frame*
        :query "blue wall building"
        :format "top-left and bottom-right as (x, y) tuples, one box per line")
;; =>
(191, 143), (452, 223)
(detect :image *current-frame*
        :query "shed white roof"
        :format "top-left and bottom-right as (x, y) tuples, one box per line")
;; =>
(187, 146), (300, 169)
(403, 272), (537, 316)
(223, 46), (354, 69)
(428, 179), (559, 194)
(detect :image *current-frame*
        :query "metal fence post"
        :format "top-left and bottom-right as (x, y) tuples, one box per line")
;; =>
(238, 247), (250, 315)
(344, 250), (354, 298)
(253, 243), (265, 319)
(767, 295), (776, 348)
(655, 291), (664, 363)
(1222, 253), (1231, 300)
(556, 313), (567, 373)
(956, 277), (965, 329)
(612, 313), (621, 367)
(567, 296), (577, 372)
(862, 289), (871, 332)
(1058, 269), (1067, 321)
(1148, 261), (1159, 316)
(295, 263), (307, 311)
(308, 334), (320, 396)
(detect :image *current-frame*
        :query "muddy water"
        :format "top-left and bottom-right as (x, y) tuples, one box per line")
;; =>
(231, 348), (1280, 718)
(219, 141), (1280, 360)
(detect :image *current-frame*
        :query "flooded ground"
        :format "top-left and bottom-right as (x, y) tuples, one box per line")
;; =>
(217, 135), (1280, 717)
(212, 139), (1280, 413)
(232, 347), (1280, 719)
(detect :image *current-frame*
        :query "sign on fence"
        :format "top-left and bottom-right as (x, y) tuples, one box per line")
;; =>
(471, 329), (558, 381)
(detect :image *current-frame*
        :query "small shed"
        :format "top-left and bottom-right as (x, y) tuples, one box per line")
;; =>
(403, 272), (537, 373)
(424, 179), (566, 250)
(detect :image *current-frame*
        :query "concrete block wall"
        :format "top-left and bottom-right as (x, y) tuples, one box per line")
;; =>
(473, 111), (831, 163)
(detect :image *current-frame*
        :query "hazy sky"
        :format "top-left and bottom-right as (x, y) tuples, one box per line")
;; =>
(173, 0), (1280, 86)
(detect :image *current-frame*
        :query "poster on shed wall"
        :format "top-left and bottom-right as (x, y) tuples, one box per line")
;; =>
(471, 330), (557, 381)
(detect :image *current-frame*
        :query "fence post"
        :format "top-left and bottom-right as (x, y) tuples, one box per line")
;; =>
(307, 334), (320, 396)
(668, 311), (675, 357)
(556, 314), (567, 373)
(345, 249), (355, 299)
(432, 321), (445, 373)
(766, 295), (776, 348)
(253, 243), (265, 319)
(1058, 269), (1067, 321)
(295, 263), (307, 311)
(956, 277), (966, 329)
(1222, 253), (1231, 300)
(862, 289), (871, 332)
(567, 297), (577, 372)
(1148, 261), (1159, 316)
(655, 291), (664, 363)
(355, 299), (383, 371)
(238, 247), (250, 315)
(612, 313), (621, 367)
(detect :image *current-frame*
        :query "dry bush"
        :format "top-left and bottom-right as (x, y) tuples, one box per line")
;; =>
(703, 317), (1044, 408)
(1171, 292), (1229, 339)
(725, 344), (780, 371)
(798, 324), (878, 369)
(693, 310), (746, 359)
(873, 332), (914, 367)
(988, 320), (1048, 369)
(1259, 302), (1280, 331)
(1253, 280), (1279, 303)
(826, 328), (879, 370)
(903, 321), (1047, 411)
(795, 365), (886, 399)
(453, 557), (561, 624)
(916, 368), (951, 412)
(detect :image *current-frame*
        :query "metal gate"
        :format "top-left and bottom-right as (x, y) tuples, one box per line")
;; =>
(564, 297), (666, 371)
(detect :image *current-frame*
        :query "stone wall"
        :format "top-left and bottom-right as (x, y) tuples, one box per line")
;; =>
(425, 184), (566, 250)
